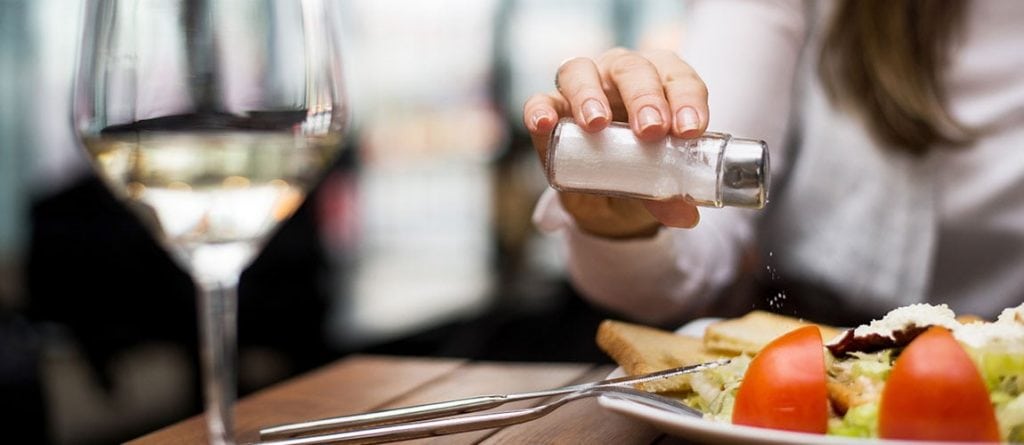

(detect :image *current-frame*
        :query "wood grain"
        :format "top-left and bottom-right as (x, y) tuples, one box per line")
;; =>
(125, 355), (670, 445)
(481, 366), (665, 444)
(384, 361), (597, 445)
(127, 355), (465, 444)
(652, 434), (699, 444)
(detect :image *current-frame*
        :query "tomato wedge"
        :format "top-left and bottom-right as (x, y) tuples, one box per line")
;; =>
(733, 325), (828, 433)
(879, 326), (1000, 442)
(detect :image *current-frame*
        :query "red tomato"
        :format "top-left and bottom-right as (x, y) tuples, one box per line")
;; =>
(879, 326), (1000, 442)
(733, 325), (828, 433)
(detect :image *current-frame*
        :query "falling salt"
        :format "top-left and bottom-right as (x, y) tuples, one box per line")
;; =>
(767, 291), (788, 309)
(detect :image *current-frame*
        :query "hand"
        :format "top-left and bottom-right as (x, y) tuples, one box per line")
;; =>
(523, 48), (710, 238)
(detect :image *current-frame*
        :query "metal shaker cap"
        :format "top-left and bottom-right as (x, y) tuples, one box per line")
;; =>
(720, 138), (769, 208)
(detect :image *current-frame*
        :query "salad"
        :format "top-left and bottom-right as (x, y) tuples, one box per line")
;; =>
(683, 303), (1024, 442)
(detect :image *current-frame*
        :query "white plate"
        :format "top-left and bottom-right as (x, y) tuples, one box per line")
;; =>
(597, 318), (919, 445)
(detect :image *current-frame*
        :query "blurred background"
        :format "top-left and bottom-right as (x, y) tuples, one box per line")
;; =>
(0, 0), (686, 443)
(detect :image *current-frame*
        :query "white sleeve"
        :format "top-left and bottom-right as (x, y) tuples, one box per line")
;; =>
(532, 0), (806, 325)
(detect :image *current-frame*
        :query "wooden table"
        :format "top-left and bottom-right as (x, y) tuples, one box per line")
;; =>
(128, 354), (695, 444)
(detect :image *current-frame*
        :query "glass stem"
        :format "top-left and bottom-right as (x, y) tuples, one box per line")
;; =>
(196, 274), (239, 445)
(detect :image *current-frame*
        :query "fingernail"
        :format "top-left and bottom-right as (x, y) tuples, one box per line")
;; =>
(582, 99), (608, 126)
(682, 202), (700, 228)
(637, 106), (663, 134)
(684, 213), (700, 229)
(531, 110), (551, 129)
(677, 107), (700, 135)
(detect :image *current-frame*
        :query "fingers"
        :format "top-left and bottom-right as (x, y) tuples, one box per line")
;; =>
(641, 49), (709, 138)
(523, 92), (569, 164)
(555, 57), (612, 132)
(523, 92), (566, 134)
(531, 48), (709, 142)
(600, 48), (672, 141)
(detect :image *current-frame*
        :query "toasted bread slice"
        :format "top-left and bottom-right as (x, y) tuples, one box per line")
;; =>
(703, 311), (842, 355)
(596, 319), (731, 393)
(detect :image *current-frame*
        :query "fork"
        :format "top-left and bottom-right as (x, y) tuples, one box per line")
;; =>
(259, 359), (727, 440)
(254, 385), (703, 445)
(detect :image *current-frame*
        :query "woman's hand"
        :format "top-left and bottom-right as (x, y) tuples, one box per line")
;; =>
(523, 48), (710, 239)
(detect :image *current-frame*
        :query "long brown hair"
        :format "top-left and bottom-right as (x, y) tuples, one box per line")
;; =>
(819, 0), (972, 154)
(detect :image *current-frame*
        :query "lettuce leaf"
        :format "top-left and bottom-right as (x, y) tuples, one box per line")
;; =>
(999, 394), (1024, 443)
(965, 346), (1024, 442)
(828, 401), (878, 438)
(685, 354), (750, 422)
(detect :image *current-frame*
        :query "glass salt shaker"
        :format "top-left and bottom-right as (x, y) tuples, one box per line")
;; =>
(546, 118), (769, 208)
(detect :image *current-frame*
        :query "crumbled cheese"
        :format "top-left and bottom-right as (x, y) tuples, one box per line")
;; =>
(850, 303), (961, 339)
(955, 302), (1024, 350)
(996, 302), (1024, 325)
(824, 302), (1021, 353)
(955, 321), (1024, 351)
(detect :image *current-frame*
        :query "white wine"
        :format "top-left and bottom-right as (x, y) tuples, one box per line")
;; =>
(82, 113), (341, 274)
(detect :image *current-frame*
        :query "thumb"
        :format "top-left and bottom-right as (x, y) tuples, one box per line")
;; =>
(643, 199), (700, 229)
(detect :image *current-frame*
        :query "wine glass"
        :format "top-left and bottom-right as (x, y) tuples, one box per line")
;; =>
(72, 1), (347, 443)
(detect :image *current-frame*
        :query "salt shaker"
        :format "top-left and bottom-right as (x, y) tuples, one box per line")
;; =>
(546, 118), (769, 208)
